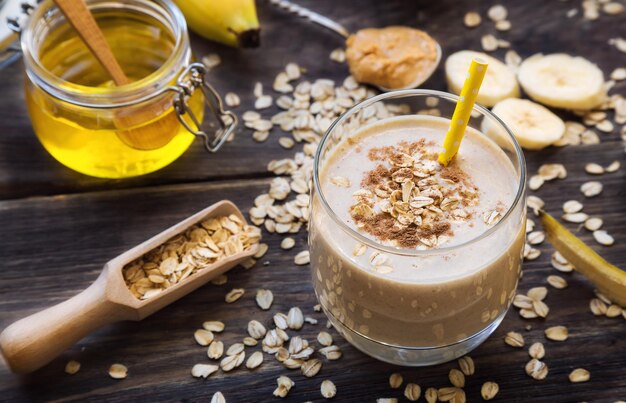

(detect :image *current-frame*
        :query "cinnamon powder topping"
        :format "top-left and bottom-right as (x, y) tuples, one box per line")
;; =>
(349, 141), (480, 248)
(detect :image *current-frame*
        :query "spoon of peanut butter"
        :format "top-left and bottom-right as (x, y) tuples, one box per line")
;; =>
(270, 0), (442, 91)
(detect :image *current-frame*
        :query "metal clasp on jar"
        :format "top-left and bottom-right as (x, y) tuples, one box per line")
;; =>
(169, 63), (237, 153)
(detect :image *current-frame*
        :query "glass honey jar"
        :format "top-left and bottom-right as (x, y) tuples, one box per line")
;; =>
(18, 0), (236, 178)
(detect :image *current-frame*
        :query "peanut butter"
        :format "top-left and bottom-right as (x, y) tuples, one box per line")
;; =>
(346, 26), (439, 90)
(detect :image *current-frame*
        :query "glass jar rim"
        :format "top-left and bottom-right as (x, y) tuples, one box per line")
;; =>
(312, 89), (527, 257)
(21, 0), (189, 108)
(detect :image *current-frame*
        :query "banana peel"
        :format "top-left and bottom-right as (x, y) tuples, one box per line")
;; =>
(174, 0), (260, 48)
(540, 210), (626, 306)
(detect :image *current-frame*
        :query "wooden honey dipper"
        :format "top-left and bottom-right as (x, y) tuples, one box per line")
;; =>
(53, 0), (181, 150)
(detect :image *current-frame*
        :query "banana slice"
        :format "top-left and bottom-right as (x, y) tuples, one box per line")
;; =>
(518, 53), (606, 110)
(445, 50), (519, 107)
(483, 98), (565, 150)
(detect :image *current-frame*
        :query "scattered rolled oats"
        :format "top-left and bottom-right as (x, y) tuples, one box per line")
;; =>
(487, 4), (508, 21)
(593, 230), (615, 246)
(580, 181), (603, 197)
(329, 48), (346, 63)
(211, 392), (225, 403)
(606, 160), (621, 173)
(224, 92), (240, 107)
(590, 298), (608, 316)
(389, 373), (403, 389)
(226, 342), (245, 356)
(527, 231), (545, 245)
(606, 304), (623, 317)
(274, 375), (295, 398)
(529, 342), (545, 359)
(287, 307), (304, 330)
(425, 387), (438, 403)
(321, 379), (337, 399)
(528, 286), (548, 301)
(208, 340), (224, 359)
(528, 175), (545, 191)
(569, 368), (590, 383)
(563, 212), (589, 223)
(294, 250), (311, 265)
(437, 387), (464, 402)
(256, 289), (274, 310)
(246, 351), (263, 369)
(317, 331), (333, 347)
(194, 329), (214, 346)
(301, 358), (322, 377)
(202, 53), (221, 69)
(495, 19), (511, 31)
(611, 67), (626, 80)
(481, 381), (499, 400)
(448, 368), (465, 388)
(404, 383), (421, 401)
(255, 95), (273, 110)
(525, 359), (548, 380)
(220, 351), (245, 372)
(563, 200), (583, 214)
(191, 363), (218, 378)
(65, 360), (80, 375)
(319, 345), (342, 360)
(505, 50), (522, 69)
(551, 251), (574, 272)
(203, 321), (225, 333)
(463, 11), (481, 27)
(603, 2), (625, 15)
(504, 331), (525, 347)
(243, 337), (258, 346)
(547, 275), (568, 289)
(481, 34), (498, 52)
(545, 325), (568, 341)
(458, 356), (475, 376)
(585, 163), (605, 175)
(108, 363), (128, 379)
(248, 320), (267, 339)
(225, 288), (245, 303)
(279, 137), (295, 149)
(527, 195), (545, 215)
(210, 274), (228, 285)
(281, 237), (296, 250)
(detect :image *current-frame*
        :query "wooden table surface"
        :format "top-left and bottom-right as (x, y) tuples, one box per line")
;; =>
(1, 0), (625, 401)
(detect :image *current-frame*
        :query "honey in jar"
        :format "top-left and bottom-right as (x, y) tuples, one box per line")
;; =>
(20, 0), (235, 178)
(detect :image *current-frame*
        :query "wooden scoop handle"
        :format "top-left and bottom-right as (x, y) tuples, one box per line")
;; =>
(0, 273), (126, 374)
(53, 0), (129, 85)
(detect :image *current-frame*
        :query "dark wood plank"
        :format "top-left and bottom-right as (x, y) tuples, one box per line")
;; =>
(0, 0), (624, 199)
(0, 165), (625, 402)
(1, 0), (625, 401)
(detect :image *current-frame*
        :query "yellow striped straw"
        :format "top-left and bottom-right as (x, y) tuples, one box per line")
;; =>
(438, 58), (488, 166)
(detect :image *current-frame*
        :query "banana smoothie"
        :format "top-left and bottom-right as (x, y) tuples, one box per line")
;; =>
(310, 112), (526, 363)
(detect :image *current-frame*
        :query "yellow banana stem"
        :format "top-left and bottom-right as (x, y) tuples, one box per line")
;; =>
(540, 210), (626, 306)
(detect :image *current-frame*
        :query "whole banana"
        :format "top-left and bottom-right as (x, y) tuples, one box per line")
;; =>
(173, 0), (260, 48)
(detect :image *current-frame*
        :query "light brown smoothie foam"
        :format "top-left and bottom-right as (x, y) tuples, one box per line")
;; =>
(310, 115), (525, 346)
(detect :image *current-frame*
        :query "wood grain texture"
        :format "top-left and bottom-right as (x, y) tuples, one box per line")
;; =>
(0, 0), (624, 199)
(0, 0), (625, 401)
(0, 177), (625, 402)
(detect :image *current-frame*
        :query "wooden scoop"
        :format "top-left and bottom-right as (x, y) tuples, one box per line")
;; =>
(53, 0), (181, 150)
(0, 200), (258, 374)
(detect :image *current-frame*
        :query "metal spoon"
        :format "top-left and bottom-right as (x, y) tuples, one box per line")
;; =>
(268, 0), (442, 91)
